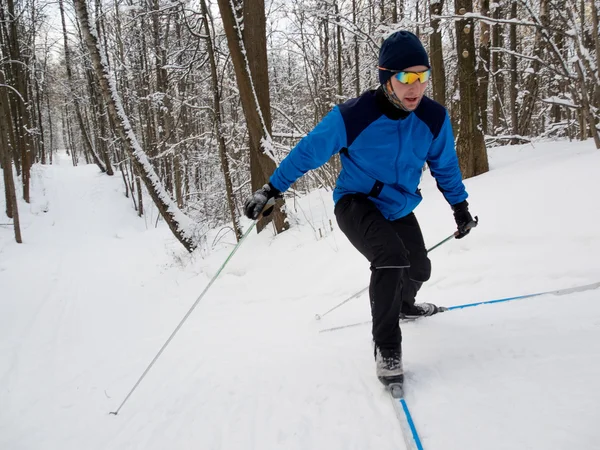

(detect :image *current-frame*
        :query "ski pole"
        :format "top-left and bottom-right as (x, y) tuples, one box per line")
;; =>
(314, 228), (464, 321)
(109, 200), (277, 416)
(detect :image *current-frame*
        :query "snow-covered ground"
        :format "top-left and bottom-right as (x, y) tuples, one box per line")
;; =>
(1, 140), (599, 450)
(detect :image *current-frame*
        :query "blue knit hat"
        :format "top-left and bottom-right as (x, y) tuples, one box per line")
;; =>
(378, 31), (430, 85)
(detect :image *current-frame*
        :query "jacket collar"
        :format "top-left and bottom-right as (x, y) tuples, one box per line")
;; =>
(375, 86), (411, 121)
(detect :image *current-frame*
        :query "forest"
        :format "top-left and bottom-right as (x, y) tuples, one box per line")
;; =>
(1, 0), (599, 248)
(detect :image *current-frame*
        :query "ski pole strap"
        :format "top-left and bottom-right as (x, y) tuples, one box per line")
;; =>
(466, 216), (479, 231)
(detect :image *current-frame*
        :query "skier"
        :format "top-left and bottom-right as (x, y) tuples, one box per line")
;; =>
(243, 31), (477, 387)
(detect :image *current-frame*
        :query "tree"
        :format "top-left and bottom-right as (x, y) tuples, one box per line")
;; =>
(216, 0), (288, 233)
(477, 0), (491, 134)
(509, 0), (518, 140)
(454, 0), (490, 177)
(0, 0), (34, 201)
(490, 2), (506, 134)
(0, 81), (22, 243)
(429, 0), (447, 106)
(198, 0), (243, 241)
(58, 0), (107, 173)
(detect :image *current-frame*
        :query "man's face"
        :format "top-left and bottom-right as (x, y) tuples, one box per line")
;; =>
(390, 65), (429, 111)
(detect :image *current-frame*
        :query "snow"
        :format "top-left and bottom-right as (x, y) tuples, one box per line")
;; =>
(1, 139), (600, 449)
(542, 96), (579, 108)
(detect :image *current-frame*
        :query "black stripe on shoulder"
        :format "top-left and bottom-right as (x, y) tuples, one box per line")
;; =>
(338, 90), (384, 147)
(413, 96), (447, 140)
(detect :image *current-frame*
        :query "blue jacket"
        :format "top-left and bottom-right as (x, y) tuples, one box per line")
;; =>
(270, 88), (467, 220)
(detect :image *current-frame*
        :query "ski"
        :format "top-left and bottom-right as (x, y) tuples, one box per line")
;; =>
(385, 385), (425, 450)
(386, 382), (404, 399)
(319, 280), (600, 333)
(446, 280), (600, 311)
(319, 313), (438, 333)
(399, 305), (448, 320)
(314, 233), (458, 321)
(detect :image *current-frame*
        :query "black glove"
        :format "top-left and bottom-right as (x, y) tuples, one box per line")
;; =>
(243, 183), (281, 220)
(452, 200), (476, 239)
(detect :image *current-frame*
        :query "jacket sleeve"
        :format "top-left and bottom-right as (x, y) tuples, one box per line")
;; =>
(426, 113), (468, 206)
(269, 106), (347, 193)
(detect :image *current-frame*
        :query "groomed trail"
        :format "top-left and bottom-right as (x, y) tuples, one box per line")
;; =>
(1, 141), (599, 450)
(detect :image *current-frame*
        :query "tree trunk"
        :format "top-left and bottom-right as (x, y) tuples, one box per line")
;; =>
(135, 167), (144, 217)
(73, 0), (195, 251)
(34, 71), (46, 165)
(334, 0), (343, 101)
(58, 0), (106, 173)
(152, 0), (174, 194)
(200, 0), (243, 241)
(0, 86), (22, 243)
(517, 0), (548, 136)
(30, 0), (45, 166)
(62, 107), (74, 162)
(477, 0), (491, 134)
(590, 0), (600, 132)
(509, 0), (518, 141)
(0, 147), (22, 244)
(320, 11), (331, 115)
(45, 71), (54, 164)
(87, 66), (114, 175)
(353, 0), (360, 97)
(217, 0), (288, 233)
(4, 0), (32, 202)
(491, 3), (505, 133)
(429, 0), (447, 106)
(415, 0), (420, 38)
(455, 0), (489, 178)
(571, 26), (600, 148)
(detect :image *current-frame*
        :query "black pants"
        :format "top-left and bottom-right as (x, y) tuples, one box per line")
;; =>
(334, 194), (431, 350)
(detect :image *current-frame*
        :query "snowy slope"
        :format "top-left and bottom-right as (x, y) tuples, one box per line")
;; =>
(1, 141), (599, 450)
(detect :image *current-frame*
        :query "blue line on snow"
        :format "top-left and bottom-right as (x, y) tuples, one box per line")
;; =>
(400, 399), (424, 450)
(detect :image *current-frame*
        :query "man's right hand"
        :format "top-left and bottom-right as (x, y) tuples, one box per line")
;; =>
(243, 183), (281, 220)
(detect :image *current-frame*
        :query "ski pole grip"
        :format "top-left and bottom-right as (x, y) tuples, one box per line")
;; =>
(466, 216), (479, 231)
(257, 197), (282, 220)
(454, 216), (478, 238)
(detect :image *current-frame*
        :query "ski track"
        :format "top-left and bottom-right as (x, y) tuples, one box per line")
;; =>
(1, 142), (600, 449)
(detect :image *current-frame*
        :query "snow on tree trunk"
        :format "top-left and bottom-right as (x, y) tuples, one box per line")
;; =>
(72, 0), (196, 252)
(199, 0), (243, 242)
(491, 3), (506, 133)
(58, 0), (107, 174)
(216, 0), (288, 234)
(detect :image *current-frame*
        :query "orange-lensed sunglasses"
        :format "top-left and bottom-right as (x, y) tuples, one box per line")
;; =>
(378, 67), (431, 84)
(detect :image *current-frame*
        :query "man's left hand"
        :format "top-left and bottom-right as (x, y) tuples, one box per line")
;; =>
(452, 200), (478, 239)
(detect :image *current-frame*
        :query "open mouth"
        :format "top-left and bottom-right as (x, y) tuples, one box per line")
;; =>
(404, 97), (418, 103)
